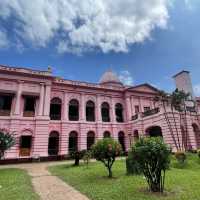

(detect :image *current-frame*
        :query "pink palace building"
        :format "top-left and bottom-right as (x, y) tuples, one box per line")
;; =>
(0, 65), (200, 162)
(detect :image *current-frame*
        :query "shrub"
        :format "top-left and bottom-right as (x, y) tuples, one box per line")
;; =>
(197, 149), (200, 158)
(70, 150), (86, 166)
(92, 138), (122, 178)
(83, 150), (92, 167)
(0, 130), (15, 159)
(126, 151), (142, 175)
(132, 137), (171, 193)
(175, 151), (186, 165)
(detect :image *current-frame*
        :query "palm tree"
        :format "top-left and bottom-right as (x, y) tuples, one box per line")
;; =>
(154, 90), (179, 150)
(170, 89), (190, 151)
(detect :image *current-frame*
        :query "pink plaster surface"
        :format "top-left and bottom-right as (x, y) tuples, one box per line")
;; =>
(0, 64), (200, 159)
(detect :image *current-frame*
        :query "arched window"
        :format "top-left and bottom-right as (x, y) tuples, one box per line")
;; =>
(48, 131), (59, 156)
(115, 103), (124, 122)
(103, 131), (111, 138)
(87, 131), (95, 150)
(118, 131), (125, 152)
(86, 101), (95, 122)
(146, 126), (162, 137)
(69, 131), (78, 152)
(50, 98), (62, 120)
(69, 99), (79, 121)
(101, 102), (110, 122)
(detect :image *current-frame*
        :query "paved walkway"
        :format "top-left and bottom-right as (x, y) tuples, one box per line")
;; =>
(0, 161), (89, 200)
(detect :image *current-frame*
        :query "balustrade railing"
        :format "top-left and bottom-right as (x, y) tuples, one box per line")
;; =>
(142, 107), (160, 118)
(0, 109), (11, 116)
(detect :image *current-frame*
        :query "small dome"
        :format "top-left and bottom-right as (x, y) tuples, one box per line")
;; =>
(100, 70), (123, 85)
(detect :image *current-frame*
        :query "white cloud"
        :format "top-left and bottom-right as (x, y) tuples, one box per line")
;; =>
(194, 84), (200, 96)
(0, 30), (9, 48)
(0, 0), (169, 54)
(119, 70), (134, 86)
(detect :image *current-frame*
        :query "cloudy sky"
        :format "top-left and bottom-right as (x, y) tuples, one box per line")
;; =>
(0, 0), (200, 94)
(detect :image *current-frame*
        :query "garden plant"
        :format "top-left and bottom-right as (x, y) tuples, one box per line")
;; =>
(0, 130), (15, 159)
(132, 137), (171, 193)
(92, 138), (122, 178)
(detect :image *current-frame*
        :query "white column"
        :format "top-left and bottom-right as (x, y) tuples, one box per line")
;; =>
(14, 81), (23, 115)
(38, 83), (45, 116)
(63, 92), (68, 121)
(43, 84), (51, 116)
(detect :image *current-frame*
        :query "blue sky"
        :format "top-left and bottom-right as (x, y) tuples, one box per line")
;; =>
(0, 0), (200, 94)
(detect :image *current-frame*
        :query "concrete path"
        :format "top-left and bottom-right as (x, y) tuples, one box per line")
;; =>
(0, 161), (89, 200)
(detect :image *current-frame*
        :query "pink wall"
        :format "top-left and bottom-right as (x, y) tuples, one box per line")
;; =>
(0, 65), (200, 159)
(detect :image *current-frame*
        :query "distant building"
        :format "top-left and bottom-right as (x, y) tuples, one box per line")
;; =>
(0, 65), (200, 162)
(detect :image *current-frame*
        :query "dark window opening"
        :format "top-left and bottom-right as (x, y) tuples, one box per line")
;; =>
(144, 106), (150, 112)
(0, 94), (12, 116)
(115, 103), (124, 122)
(48, 131), (59, 156)
(103, 131), (111, 138)
(50, 98), (62, 120)
(118, 131), (125, 152)
(19, 136), (32, 157)
(146, 126), (162, 137)
(87, 131), (95, 150)
(69, 99), (79, 121)
(133, 130), (139, 141)
(69, 131), (78, 152)
(23, 96), (36, 117)
(101, 102), (110, 122)
(135, 105), (140, 114)
(86, 101), (95, 122)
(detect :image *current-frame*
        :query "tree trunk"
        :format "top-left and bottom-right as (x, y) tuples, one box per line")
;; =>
(108, 167), (112, 178)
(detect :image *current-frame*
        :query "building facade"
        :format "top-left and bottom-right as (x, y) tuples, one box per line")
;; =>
(0, 65), (200, 161)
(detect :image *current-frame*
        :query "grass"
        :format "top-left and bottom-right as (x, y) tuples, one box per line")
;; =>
(0, 168), (39, 200)
(49, 154), (200, 200)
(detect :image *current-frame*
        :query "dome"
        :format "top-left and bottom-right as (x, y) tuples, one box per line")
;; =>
(99, 70), (123, 85)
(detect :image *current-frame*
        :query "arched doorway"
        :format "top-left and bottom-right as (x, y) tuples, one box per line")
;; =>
(69, 131), (78, 152)
(101, 102), (110, 122)
(69, 99), (79, 121)
(192, 123), (200, 148)
(50, 97), (62, 120)
(115, 103), (124, 122)
(87, 131), (95, 150)
(103, 131), (111, 138)
(86, 101), (95, 122)
(48, 131), (59, 156)
(118, 131), (125, 152)
(146, 126), (162, 137)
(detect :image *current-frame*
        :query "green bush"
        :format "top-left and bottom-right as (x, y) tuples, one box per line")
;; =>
(175, 151), (186, 165)
(0, 130), (15, 159)
(92, 138), (122, 178)
(132, 137), (171, 193)
(126, 151), (142, 175)
(197, 149), (200, 158)
(83, 151), (92, 167)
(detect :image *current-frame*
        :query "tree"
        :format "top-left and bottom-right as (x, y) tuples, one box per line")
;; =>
(171, 89), (190, 151)
(92, 138), (122, 178)
(154, 90), (178, 150)
(0, 130), (15, 159)
(132, 137), (171, 193)
(70, 150), (86, 166)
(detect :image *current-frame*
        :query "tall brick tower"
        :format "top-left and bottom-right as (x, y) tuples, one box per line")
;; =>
(173, 70), (195, 99)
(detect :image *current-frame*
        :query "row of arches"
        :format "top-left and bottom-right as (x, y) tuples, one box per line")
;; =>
(19, 131), (125, 156)
(50, 98), (124, 122)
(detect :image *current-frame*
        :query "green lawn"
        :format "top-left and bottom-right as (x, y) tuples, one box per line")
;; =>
(49, 154), (200, 200)
(0, 168), (39, 200)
